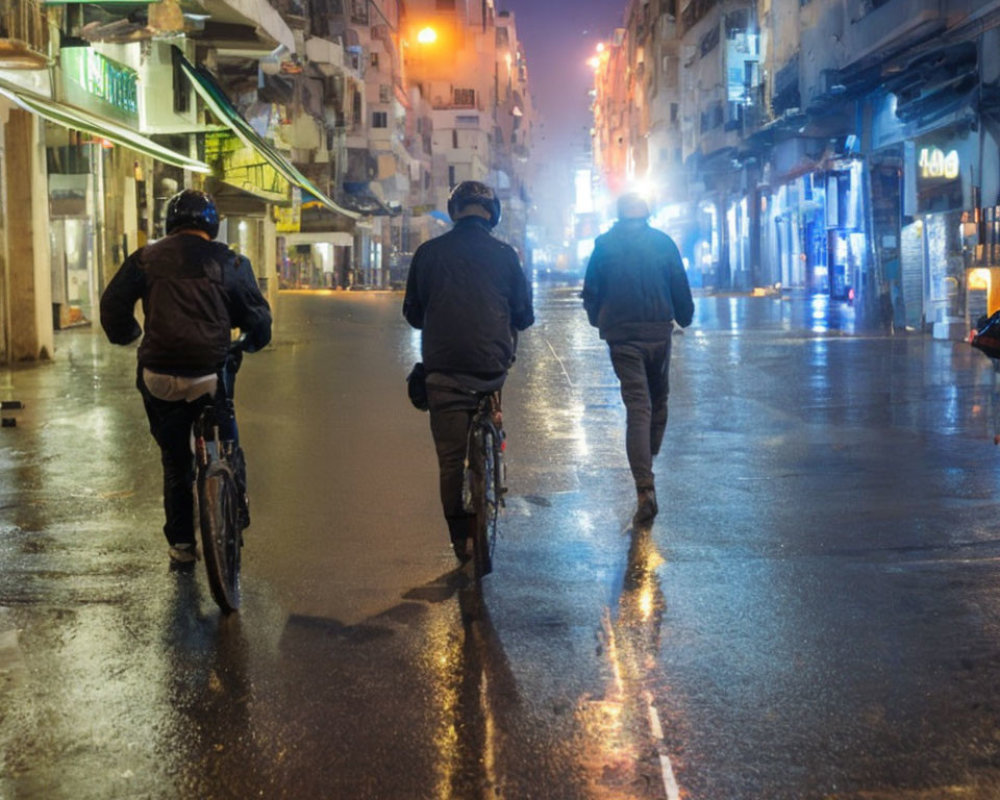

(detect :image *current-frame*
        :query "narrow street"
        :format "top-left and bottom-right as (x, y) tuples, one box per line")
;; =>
(2, 285), (1000, 799)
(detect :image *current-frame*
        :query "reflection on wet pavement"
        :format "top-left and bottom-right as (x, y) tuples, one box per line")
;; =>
(4, 287), (1000, 798)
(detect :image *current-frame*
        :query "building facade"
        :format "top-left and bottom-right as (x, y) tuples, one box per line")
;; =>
(592, 0), (1000, 335)
(0, 0), (534, 362)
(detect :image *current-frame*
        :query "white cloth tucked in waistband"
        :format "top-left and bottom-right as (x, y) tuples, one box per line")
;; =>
(142, 369), (217, 403)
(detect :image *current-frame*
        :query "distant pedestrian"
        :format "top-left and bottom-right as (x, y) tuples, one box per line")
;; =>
(581, 193), (694, 527)
(100, 190), (272, 565)
(403, 181), (534, 562)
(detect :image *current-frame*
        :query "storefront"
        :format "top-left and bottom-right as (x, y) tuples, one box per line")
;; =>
(278, 231), (354, 289)
(903, 124), (975, 336)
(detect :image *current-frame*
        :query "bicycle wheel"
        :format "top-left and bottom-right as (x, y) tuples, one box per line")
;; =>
(470, 424), (498, 579)
(198, 459), (242, 612)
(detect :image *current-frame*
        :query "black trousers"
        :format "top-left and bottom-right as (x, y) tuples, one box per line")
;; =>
(138, 377), (208, 547)
(426, 384), (480, 542)
(608, 338), (672, 490)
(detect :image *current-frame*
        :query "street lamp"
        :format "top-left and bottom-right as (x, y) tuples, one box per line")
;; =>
(417, 26), (437, 45)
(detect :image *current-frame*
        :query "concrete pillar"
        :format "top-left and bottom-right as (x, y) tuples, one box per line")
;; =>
(6, 109), (53, 361)
(261, 212), (278, 313)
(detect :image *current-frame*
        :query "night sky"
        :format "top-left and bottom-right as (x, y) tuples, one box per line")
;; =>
(498, 0), (624, 157)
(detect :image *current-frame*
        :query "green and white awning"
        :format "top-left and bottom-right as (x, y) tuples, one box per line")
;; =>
(0, 79), (211, 173)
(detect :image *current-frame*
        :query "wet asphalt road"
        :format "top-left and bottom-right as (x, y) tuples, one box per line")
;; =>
(3, 286), (1000, 799)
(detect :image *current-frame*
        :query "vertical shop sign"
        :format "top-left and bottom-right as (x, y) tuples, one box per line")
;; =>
(274, 187), (302, 233)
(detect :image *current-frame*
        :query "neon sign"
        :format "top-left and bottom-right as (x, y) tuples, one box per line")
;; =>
(918, 146), (960, 181)
(61, 48), (138, 121)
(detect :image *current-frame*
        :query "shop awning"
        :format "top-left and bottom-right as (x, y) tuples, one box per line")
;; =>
(0, 80), (211, 173)
(175, 48), (359, 219)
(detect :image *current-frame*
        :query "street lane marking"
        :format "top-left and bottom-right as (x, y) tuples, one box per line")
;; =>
(645, 691), (680, 800)
(544, 337), (575, 388)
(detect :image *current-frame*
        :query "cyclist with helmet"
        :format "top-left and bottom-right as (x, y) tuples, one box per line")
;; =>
(403, 181), (534, 563)
(100, 189), (272, 565)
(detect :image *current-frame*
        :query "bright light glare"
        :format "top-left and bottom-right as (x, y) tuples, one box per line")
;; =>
(417, 26), (437, 44)
(628, 177), (655, 202)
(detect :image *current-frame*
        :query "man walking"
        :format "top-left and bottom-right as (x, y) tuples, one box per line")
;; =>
(581, 193), (694, 527)
(403, 181), (534, 565)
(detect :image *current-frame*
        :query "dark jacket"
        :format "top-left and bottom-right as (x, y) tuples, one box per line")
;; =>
(403, 216), (534, 375)
(581, 218), (694, 342)
(100, 233), (272, 374)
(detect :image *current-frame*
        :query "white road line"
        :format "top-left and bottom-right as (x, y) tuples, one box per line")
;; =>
(544, 337), (575, 389)
(646, 690), (680, 800)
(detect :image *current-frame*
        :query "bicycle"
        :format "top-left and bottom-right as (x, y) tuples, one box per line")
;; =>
(462, 391), (506, 579)
(192, 336), (250, 613)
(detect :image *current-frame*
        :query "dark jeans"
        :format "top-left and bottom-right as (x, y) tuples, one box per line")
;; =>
(138, 377), (209, 547)
(427, 384), (480, 541)
(609, 338), (673, 489)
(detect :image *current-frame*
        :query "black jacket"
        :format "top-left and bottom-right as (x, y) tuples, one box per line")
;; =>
(403, 217), (534, 375)
(581, 219), (694, 342)
(100, 233), (272, 374)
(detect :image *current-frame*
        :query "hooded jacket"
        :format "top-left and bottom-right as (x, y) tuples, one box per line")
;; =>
(403, 216), (534, 376)
(100, 233), (272, 375)
(581, 218), (694, 342)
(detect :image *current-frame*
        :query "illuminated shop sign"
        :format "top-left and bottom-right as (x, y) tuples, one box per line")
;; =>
(915, 136), (965, 213)
(918, 146), (960, 181)
(61, 48), (138, 125)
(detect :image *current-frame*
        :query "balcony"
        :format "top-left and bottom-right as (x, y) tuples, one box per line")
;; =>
(846, 0), (944, 68)
(0, 0), (50, 69)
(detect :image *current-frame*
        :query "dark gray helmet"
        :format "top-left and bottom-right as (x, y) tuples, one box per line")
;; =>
(447, 181), (501, 228)
(165, 189), (220, 239)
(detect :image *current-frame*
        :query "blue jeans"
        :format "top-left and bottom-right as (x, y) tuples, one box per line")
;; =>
(608, 338), (672, 489)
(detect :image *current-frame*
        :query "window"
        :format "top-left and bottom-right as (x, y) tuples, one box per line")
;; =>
(372, 111), (388, 128)
(452, 129), (459, 148)
(700, 26), (719, 58)
(437, 0), (456, 8)
(352, 90), (362, 125)
(448, 165), (456, 187)
(379, 84), (391, 103)
(370, 53), (379, 68)
(453, 88), (475, 107)
(173, 62), (189, 113)
(349, 0), (368, 23)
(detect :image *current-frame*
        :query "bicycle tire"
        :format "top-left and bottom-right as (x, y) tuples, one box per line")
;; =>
(470, 424), (498, 579)
(198, 459), (242, 612)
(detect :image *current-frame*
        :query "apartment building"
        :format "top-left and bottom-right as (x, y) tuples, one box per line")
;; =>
(0, 0), (533, 361)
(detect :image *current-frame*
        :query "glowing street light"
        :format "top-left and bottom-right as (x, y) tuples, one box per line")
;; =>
(417, 26), (438, 45)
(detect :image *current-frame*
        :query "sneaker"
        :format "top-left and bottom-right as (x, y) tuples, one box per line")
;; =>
(632, 487), (658, 527)
(168, 543), (200, 564)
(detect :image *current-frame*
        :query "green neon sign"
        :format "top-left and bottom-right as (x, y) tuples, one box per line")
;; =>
(61, 47), (138, 123)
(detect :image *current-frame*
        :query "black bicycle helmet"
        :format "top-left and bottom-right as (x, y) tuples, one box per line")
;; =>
(165, 189), (220, 239)
(447, 181), (501, 228)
